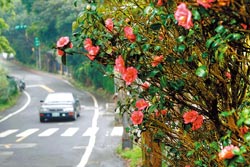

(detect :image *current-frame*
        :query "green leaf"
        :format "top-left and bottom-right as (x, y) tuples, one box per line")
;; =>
(142, 44), (150, 51)
(195, 65), (207, 78)
(206, 37), (215, 48)
(220, 111), (231, 117)
(176, 36), (186, 43)
(244, 132), (250, 142)
(194, 142), (201, 150)
(244, 118), (250, 125)
(150, 23), (162, 30)
(192, 9), (201, 20)
(187, 150), (195, 157)
(160, 76), (167, 88)
(235, 155), (246, 163)
(215, 25), (225, 34)
(177, 44), (186, 53)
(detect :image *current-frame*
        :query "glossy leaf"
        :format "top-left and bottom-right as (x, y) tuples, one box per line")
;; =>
(215, 25), (225, 34)
(195, 65), (207, 78)
(192, 9), (201, 20)
(61, 55), (66, 65)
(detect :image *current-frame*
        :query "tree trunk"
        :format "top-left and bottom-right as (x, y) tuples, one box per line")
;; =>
(142, 131), (162, 167)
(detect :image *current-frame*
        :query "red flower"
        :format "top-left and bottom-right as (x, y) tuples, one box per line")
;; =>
(183, 110), (199, 124)
(141, 82), (150, 90)
(218, 145), (239, 160)
(191, 115), (203, 130)
(174, 3), (193, 29)
(225, 72), (231, 80)
(241, 23), (247, 30)
(136, 99), (149, 110)
(122, 67), (138, 85)
(84, 38), (93, 51)
(157, 0), (164, 6)
(88, 46), (100, 56)
(239, 126), (248, 135)
(124, 26), (136, 42)
(131, 110), (144, 125)
(57, 49), (65, 56)
(105, 18), (114, 32)
(197, 0), (215, 9)
(152, 55), (164, 67)
(160, 110), (167, 115)
(57, 36), (70, 48)
(114, 55), (126, 74)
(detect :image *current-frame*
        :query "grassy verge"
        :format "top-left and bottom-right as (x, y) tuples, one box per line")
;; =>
(116, 145), (142, 167)
(0, 93), (21, 113)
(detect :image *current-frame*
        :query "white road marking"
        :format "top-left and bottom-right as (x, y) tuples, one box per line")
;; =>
(0, 151), (14, 156)
(38, 128), (59, 137)
(61, 128), (79, 137)
(77, 92), (99, 167)
(0, 91), (31, 123)
(110, 127), (123, 136)
(0, 129), (19, 138)
(82, 127), (99, 137)
(16, 128), (39, 142)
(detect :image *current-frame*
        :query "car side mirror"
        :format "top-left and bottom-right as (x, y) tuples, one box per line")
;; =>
(40, 100), (44, 103)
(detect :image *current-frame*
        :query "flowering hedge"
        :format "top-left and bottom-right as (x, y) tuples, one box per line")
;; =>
(57, 0), (250, 166)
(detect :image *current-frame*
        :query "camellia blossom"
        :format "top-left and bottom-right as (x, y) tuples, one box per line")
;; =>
(197, 0), (215, 9)
(131, 110), (144, 125)
(105, 18), (114, 32)
(122, 67), (138, 85)
(124, 26), (136, 42)
(174, 3), (193, 29)
(191, 115), (203, 130)
(141, 82), (150, 90)
(57, 49), (65, 56)
(152, 55), (164, 67)
(218, 145), (240, 160)
(136, 99), (149, 110)
(114, 55), (126, 74)
(157, 0), (164, 6)
(86, 46), (100, 61)
(57, 36), (70, 48)
(183, 110), (199, 124)
(225, 72), (231, 80)
(84, 38), (93, 51)
(183, 110), (204, 130)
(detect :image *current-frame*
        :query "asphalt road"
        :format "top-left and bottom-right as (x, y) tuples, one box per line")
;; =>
(0, 60), (125, 167)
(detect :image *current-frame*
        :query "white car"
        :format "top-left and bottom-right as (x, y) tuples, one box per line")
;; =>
(39, 92), (81, 122)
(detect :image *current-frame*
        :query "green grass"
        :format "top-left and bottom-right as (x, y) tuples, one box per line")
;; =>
(0, 93), (20, 112)
(116, 145), (142, 167)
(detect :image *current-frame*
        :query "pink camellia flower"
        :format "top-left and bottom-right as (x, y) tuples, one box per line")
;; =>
(141, 82), (150, 90)
(152, 55), (164, 67)
(114, 55), (126, 74)
(105, 18), (114, 32)
(136, 99), (149, 110)
(225, 72), (231, 80)
(218, 145), (240, 160)
(124, 26), (136, 42)
(57, 49), (65, 56)
(84, 38), (93, 51)
(161, 110), (167, 115)
(157, 0), (164, 6)
(131, 110), (144, 125)
(88, 46), (100, 56)
(183, 110), (199, 124)
(86, 54), (96, 61)
(191, 115), (203, 130)
(57, 36), (70, 48)
(197, 0), (215, 9)
(122, 67), (138, 85)
(174, 3), (193, 29)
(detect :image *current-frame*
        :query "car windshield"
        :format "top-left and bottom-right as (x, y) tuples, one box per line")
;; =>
(44, 93), (74, 104)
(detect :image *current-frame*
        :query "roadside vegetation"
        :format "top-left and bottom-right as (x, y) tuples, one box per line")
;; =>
(116, 145), (142, 167)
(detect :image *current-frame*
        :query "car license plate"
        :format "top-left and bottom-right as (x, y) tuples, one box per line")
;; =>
(52, 112), (60, 117)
